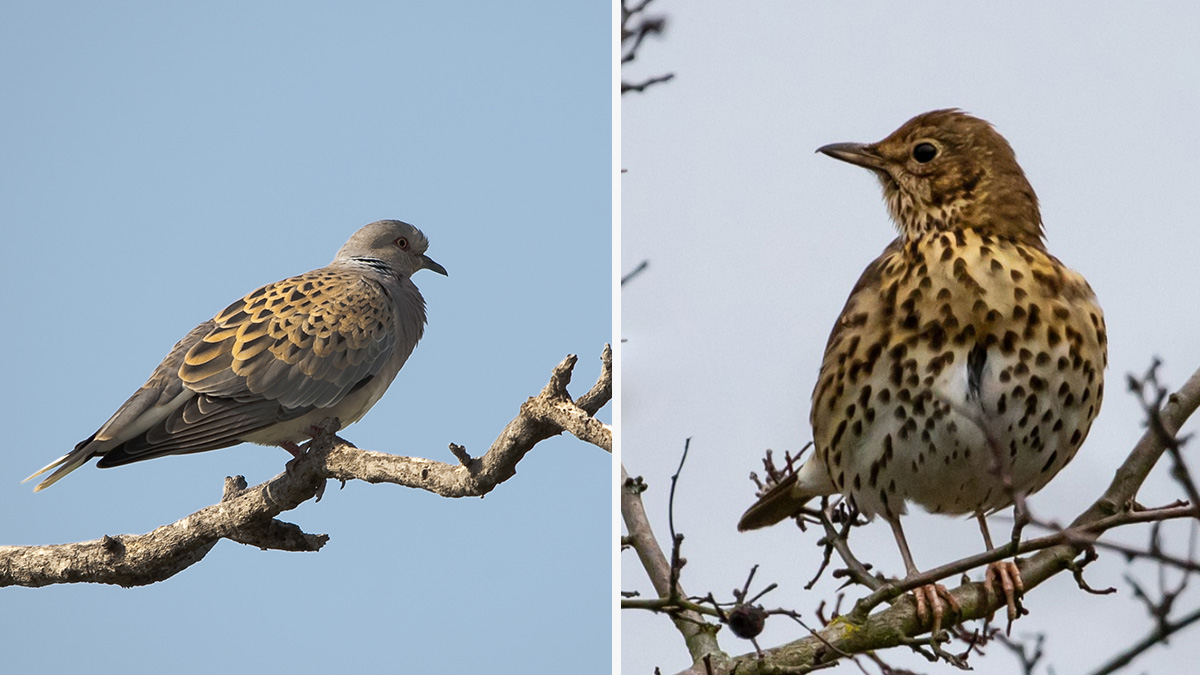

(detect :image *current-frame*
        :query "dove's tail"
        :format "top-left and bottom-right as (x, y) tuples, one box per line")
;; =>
(737, 459), (837, 531)
(23, 437), (97, 492)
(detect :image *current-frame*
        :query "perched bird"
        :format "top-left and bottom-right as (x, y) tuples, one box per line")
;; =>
(739, 110), (1107, 631)
(26, 219), (447, 492)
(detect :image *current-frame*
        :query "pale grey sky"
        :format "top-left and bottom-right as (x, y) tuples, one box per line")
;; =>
(622, 2), (1200, 673)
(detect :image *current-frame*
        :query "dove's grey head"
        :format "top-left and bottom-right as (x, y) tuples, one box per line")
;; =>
(334, 219), (448, 278)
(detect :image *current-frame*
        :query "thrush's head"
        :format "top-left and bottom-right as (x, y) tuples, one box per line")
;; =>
(818, 109), (1044, 246)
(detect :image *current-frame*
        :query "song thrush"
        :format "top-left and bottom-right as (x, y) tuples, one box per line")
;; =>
(738, 109), (1107, 633)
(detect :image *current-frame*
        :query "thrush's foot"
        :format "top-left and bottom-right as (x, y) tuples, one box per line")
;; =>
(281, 441), (306, 459)
(912, 583), (960, 638)
(985, 560), (1026, 633)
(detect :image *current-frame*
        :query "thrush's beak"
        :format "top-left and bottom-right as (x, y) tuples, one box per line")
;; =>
(817, 142), (886, 171)
(421, 254), (448, 276)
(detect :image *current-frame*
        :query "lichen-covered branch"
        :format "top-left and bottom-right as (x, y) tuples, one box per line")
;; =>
(0, 346), (612, 588)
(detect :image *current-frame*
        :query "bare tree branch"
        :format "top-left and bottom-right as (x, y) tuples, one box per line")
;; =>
(622, 463), (729, 669)
(633, 363), (1200, 674)
(621, 0), (673, 95)
(0, 347), (612, 588)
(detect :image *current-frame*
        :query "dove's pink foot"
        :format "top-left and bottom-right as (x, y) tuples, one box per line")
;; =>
(281, 441), (306, 459)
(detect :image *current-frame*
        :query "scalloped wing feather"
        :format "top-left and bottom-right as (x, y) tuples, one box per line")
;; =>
(180, 269), (396, 410)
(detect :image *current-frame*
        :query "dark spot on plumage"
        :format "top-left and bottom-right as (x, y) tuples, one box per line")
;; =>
(1025, 394), (1039, 413)
(1052, 419), (1063, 432)
(1012, 384), (1027, 399)
(1014, 361), (1029, 376)
(913, 396), (927, 417)
(894, 405), (907, 420)
(1001, 330), (1018, 354)
(1048, 327), (1062, 348)
(865, 407), (876, 422)
(986, 308), (1002, 322)
(882, 281), (900, 308)
(926, 323), (947, 350)
(831, 419), (847, 450)
(967, 342), (987, 401)
(845, 335), (861, 358)
(1013, 305), (1027, 321)
(1032, 268), (1061, 295)
(865, 341), (884, 365)
(1081, 388), (1091, 403)
(1041, 451), (1059, 474)
(878, 388), (892, 403)
(1030, 375), (1047, 391)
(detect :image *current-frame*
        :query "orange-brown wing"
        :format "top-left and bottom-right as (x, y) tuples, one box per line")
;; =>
(179, 268), (397, 409)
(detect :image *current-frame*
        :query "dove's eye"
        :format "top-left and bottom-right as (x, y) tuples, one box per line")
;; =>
(394, 237), (409, 250)
(912, 142), (938, 163)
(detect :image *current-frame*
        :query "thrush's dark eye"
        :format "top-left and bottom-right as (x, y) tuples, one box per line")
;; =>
(394, 237), (409, 250)
(912, 142), (938, 163)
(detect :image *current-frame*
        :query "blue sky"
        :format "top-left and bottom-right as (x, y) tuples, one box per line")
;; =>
(0, 3), (610, 673)
(623, 2), (1200, 673)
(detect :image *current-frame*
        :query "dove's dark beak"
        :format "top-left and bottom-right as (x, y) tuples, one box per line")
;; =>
(817, 142), (885, 171)
(421, 255), (448, 277)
